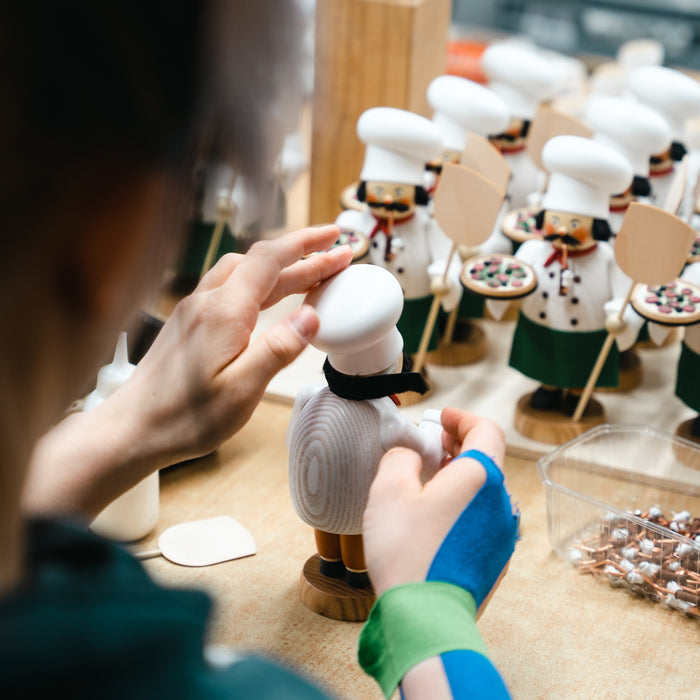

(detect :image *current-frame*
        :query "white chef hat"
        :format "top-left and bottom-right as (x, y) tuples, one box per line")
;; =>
(585, 95), (672, 176)
(480, 42), (561, 120)
(357, 107), (442, 185)
(537, 48), (588, 97)
(426, 75), (510, 151)
(305, 264), (404, 375)
(616, 39), (664, 70)
(626, 66), (700, 141)
(541, 135), (633, 219)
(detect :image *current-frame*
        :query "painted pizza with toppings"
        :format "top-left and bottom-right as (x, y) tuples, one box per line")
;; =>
(334, 227), (369, 260)
(631, 280), (700, 326)
(304, 227), (369, 261)
(687, 235), (700, 264)
(460, 253), (537, 300)
(338, 181), (368, 213)
(501, 205), (540, 244)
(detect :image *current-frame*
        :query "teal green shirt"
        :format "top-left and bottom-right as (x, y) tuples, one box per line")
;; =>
(0, 518), (332, 699)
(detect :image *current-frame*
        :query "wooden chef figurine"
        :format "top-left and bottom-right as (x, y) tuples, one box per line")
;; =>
(334, 107), (462, 381)
(286, 264), (446, 619)
(425, 74), (511, 365)
(480, 41), (561, 215)
(585, 94), (671, 235)
(641, 261), (700, 442)
(424, 74), (510, 194)
(626, 65), (700, 212)
(489, 135), (642, 437)
(671, 262), (700, 441)
(585, 94), (674, 382)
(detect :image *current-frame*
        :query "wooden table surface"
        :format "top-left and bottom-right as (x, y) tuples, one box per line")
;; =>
(137, 396), (700, 700)
(138, 103), (699, 696)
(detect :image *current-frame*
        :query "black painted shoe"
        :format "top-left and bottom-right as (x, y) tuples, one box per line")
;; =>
(562, 392), (584, 417)
(345, 569), (371, 589)
(319, 558), (345, 579)
(530, 386), (563, 411)
(691, 414), (700, 437)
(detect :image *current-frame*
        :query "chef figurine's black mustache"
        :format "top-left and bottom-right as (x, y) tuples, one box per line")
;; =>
(367, 200), (411, 213)
(544, 233), (580, 247)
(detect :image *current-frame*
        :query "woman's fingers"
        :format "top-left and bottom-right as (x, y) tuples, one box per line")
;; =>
(224, 305), (320, 405)
(261, 244), (352, 309)
(220, 225), (340, 306)
(440, 407), (505, 467)
(369, 447), (424, 505)
(195, 252), (243, 292)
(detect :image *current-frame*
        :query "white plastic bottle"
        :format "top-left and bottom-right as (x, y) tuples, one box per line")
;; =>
(88, 332), (160, 542)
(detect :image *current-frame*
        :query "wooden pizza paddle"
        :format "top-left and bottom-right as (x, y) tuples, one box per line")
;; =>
(461, 133), (511, 196)
(527, 106), (593, 193)
(663, 154), (689, 216)
(413, 163), (505, 373)
(437, 134), (512, 344)
(572, 202), (696, 422)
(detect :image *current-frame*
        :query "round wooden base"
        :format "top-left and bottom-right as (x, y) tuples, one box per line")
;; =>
(597, 350), (642, 393)
(298, 555), (375, 622)
(426, 323), (487, 367)
(676, 418), (698, 443)
(514, 393), (606, 445)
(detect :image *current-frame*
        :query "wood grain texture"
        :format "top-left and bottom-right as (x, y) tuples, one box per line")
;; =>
(514, 392), (606, 445)
(299, 555), (376, 622)
(137, 398), (700, 700)
(596, 349), (642, 393)
(425, 321), (487, 366)
(289, 390), (398, 534)
(309, 0), (451, 226)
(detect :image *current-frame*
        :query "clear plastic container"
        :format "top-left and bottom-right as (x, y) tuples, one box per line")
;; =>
(536, 423), (700, 619)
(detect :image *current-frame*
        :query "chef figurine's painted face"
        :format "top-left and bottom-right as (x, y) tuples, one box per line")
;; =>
(364, 181), (416, 219)
(609, 184), (635, 212)
(649, 145), (673, 176)
(489, 117), (529, 154)
(542, 210), (595, 249)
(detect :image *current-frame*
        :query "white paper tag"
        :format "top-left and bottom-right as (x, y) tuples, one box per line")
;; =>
(157, 515), (256, 567)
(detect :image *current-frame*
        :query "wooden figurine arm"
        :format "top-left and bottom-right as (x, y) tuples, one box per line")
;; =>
(427, 259), (462, 312)
(379, 409), (446, 479)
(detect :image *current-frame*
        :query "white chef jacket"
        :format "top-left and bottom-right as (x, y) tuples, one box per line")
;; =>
(335, 206), (462, 310)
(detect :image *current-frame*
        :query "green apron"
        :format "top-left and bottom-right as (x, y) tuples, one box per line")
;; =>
(398, 295), (439, 356)
(676, 341), (700, 413)
(509, 312), (619, 389)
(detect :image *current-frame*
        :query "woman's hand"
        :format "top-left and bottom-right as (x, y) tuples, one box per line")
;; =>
(363, 407), (508, 597)
(23, 226), (351, 517)
(120, 224), (352, 465)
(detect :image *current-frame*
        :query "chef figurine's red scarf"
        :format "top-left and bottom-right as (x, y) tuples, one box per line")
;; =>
(370, 213), (415, 262)
(543, 243), (597, 267)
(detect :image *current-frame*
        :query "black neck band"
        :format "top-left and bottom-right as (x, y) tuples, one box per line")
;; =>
(323, 358), (428, 401)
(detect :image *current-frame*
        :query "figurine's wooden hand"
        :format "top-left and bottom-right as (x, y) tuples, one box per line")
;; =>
(363, 407), (507, 597)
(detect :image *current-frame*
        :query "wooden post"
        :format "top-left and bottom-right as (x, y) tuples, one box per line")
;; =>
(572, 282), (635, 423)
(309, 0), (452, 226)
(413, 243), (455, 373)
